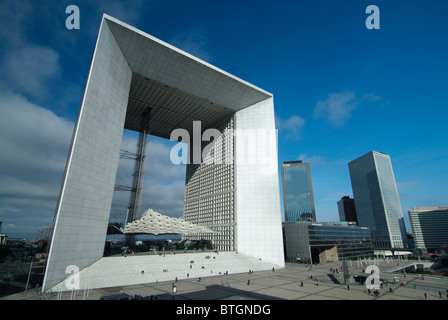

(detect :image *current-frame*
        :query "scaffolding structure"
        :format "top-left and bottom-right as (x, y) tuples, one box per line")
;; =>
(113, 108), (151, 246)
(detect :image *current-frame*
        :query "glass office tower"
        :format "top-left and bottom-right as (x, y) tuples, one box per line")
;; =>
(348, 151), (407, 249)
(281, 161), (316, 222)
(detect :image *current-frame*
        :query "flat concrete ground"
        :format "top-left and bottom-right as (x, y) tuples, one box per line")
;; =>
(3, 259), (448, 301)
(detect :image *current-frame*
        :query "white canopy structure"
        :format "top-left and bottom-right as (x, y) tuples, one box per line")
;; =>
(124, 208), (217, 236)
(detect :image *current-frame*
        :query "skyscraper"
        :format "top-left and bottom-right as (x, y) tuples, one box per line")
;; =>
(348, 151), (407, 248)
(337, 196), (358, 224)
(281, 161), (316, 222)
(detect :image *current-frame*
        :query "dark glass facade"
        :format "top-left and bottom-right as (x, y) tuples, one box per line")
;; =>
(283, 222), (374, 263)
(308, 224), (374, 261)
(281, 161), (316, 222)
(409, 207), (448, 253)
(338, 196), (358, 224)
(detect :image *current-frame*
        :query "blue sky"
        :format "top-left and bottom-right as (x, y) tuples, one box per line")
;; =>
(0, 0), (447, 238)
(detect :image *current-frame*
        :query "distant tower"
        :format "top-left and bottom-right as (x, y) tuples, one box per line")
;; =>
(281, 161), (316, 222)
(348, 151), (407, 248)
(338, 196), (358, 224)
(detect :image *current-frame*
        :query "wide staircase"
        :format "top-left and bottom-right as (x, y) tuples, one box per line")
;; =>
(49, 251), (279, 292)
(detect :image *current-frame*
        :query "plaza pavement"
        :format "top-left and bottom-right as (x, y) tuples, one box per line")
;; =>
(3, 258), (448, 301)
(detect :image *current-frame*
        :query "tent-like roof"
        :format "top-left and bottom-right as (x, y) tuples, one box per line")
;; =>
(124, 208), (216, 236)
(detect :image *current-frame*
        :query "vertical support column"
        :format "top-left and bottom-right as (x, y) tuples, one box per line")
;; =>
(234, 97), (285, 267)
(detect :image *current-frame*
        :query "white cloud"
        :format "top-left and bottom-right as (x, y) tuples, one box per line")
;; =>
(0, 0), (32, 46)
(0, 1), (60, 100)
(297, 153), (327, 167)
(0, 90), (72, 179)
(275, 114), (306, 139)
(110, 133), (187, 223)
(97, 0), (144, 23)
(2, 45), (60, 100)
(313, 91), (382, 127)
(81, 0), (147, 39)
(313, 91), (358, 127)
(0, 93), (188, 236)
(0, 90), (73, 236)
(396, 180), (420, 191)
(169, 25), (213, 62)
(362, 93), (381, 102)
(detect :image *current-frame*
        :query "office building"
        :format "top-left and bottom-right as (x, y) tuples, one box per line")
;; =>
(338, 196), (358, 224)
(408, 207), (448, 254)
(42, 15), (284, 292)
(0, 218), (5, 245)
(281, 161), (316, 222)
(348, 151), (407, 249)
(283, 221), (374, 264)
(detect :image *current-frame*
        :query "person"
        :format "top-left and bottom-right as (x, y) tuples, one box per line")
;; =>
(424, 292), (427, 299)
(300, 281), (303, 287)
(347, 284), (350, 290)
